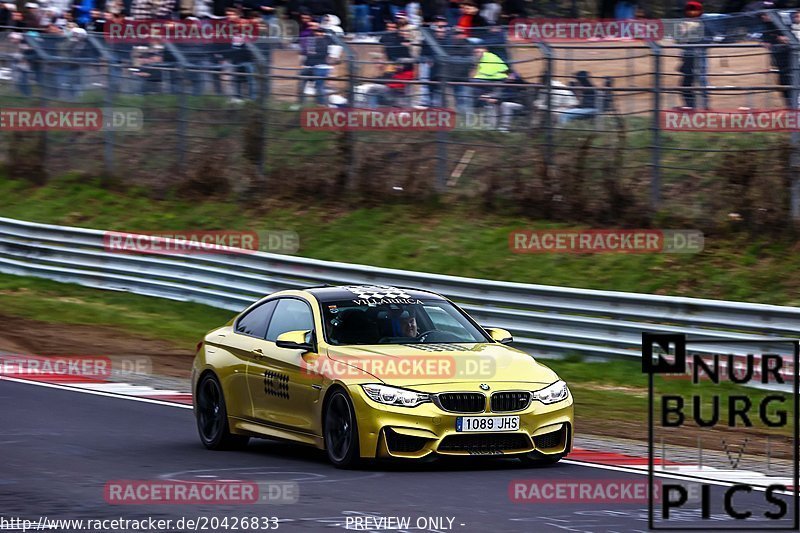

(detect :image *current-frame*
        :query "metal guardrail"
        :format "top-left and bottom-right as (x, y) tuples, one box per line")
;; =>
(0, 216), (798, 362)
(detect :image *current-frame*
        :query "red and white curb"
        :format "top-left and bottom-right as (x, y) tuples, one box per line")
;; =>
(0, 353), (192, 405)
(568, 449), (794, 490)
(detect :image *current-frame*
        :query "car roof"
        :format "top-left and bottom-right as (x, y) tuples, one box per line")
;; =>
(306, 284), (446, 303)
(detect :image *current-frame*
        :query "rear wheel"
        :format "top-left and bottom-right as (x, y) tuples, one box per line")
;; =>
(324, 389), (360, 468)
(196, 373), (249, 450)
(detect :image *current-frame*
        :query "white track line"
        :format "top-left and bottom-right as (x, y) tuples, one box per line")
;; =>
(563, 459), (795, 494)
(0, 376), (193, 409)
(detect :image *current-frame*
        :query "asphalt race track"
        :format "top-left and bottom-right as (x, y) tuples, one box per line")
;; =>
(1, 379), (795, 533)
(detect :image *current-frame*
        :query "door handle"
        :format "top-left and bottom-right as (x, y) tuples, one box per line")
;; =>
(251, 348), (264, 357)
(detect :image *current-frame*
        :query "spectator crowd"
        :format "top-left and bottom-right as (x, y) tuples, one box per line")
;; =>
(0, 0), (799, 128)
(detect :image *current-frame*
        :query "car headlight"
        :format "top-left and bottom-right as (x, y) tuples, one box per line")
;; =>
(532, 380), (569, 404)
(361, 384), (430, 407)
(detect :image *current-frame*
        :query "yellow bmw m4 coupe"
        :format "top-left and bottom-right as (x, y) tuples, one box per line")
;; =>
(192, 285), (574, 468)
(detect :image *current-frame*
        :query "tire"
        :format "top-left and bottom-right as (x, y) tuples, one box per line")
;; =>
(518, 451), (566, 467)
(323, 388), (361, 468)
(195, 373), (250, 450)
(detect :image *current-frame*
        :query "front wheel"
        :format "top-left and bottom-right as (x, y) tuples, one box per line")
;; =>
(324, 389), (361, 468)
(195, 373), (249, 450)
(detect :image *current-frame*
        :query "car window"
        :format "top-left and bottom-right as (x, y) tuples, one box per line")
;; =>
(235, 300), (277, 339)
(424, 305), (464, 335)
(265, 299), (314, 342)
(321, 299), (488, 345)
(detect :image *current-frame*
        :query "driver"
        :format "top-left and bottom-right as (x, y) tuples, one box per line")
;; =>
(399, 312), (418, 338)
(387, 307), (419, 338)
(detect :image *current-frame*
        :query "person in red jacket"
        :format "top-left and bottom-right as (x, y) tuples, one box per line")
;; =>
(363, 62), (415, 107)
(456, 0), (487, 41)
(387, 62), (415, 104)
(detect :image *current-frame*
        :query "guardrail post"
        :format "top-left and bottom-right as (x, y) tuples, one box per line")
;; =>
(535, 42), (553, 168)
(648, 41), (662, 212)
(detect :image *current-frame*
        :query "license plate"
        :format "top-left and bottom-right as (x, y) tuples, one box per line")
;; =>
(456, 416), (519, 432)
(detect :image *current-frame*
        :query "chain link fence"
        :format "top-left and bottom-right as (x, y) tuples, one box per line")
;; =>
(0, 10), (798, 230)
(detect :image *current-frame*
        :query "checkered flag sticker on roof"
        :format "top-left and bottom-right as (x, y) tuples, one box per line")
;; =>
(342, 285), (412, 300)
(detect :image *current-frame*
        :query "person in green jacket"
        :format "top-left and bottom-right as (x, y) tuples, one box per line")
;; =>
(473, 47), (509, 81)
(465, 46), (509, 118)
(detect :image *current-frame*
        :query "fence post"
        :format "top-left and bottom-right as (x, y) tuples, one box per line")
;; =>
(165, 43), (190, 172)
(246, 41), (271, 186)
(792, 45), (800, 221)
(22, 34), (52, 179)
(648, 40), (662, 212)
(421, 27), (451, 191)
(103, 64), (115, 176)
(329, 32), (357, 191)
(89, 35), (118, 177)
(535, 41), (553, 168)
(767, 10), (799, 223)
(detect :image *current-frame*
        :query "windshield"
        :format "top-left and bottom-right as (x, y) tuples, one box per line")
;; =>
(320, 298), (489, 346)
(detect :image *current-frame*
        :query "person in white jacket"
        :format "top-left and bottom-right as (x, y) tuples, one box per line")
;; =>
(533, 77), (579, 124)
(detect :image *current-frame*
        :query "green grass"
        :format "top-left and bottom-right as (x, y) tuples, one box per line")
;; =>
(0, 273), (233, 348)
(0, 172), (799, 306)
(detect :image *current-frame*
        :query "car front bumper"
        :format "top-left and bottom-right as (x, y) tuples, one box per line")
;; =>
(347, 383), (574, 459)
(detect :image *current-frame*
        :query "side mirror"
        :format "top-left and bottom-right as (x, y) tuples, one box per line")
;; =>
(275, 330), (314, 352)
(484, 327), (513, 345)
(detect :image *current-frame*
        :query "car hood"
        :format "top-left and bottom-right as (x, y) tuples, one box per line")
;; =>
(325, 342), (559, 387)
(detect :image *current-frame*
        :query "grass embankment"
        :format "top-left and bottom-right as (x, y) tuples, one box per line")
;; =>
(0, 273), (232, 347)
(1, 173), (799, 305)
